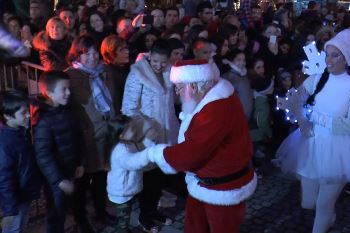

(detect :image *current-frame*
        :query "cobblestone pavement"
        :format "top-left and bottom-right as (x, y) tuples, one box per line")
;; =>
(17, 163), (350, 232)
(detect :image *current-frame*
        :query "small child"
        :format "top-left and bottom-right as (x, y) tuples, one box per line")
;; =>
(222, 49), (254, 120)
(247, 58), (274, 159)
(107, 116), (161, 233)
(31, 71), (90, 233)
(272, 68), (295, 151)
(0, 90), (41, 233)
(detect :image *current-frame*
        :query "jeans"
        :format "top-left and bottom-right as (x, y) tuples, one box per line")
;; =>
(45, 185), (68, 233)
(2, 202), (31, 233)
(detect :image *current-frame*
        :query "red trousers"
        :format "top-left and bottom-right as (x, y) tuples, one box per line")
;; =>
(184, 195), (246, 233)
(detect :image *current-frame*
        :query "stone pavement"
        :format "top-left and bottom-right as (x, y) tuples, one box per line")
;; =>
(17, 163), (350, 232)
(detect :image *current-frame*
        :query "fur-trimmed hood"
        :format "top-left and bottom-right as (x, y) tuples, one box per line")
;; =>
(32, 31), (70, 52)
(129, 56), (172, 95)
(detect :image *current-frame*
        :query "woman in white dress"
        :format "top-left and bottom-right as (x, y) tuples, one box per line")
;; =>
(276, 29), (350, 233)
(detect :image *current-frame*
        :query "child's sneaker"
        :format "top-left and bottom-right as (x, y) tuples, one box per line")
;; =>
(138, 217), (159, 233)
(161, 190), (178, 201)
(152, 212), (173, 226)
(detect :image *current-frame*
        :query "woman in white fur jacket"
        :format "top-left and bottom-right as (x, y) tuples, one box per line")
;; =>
(121, 39), (178, 231)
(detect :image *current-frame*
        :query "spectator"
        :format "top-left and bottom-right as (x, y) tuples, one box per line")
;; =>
(222, 49), (253, 120)
(6, 16), (22, 40)
(88, 11), (111, 47)
(119, 0), (144, 15)
(65, 35), (119, 226)
(32, 17), (71, 71)
(101, 35), (130, 114)
(164, 7), (180, 30)
(115, 16), (134, 41)
(168, 38), (185, 65)
(57, 7), (78, 38)
(0, 90), (41, 233)
(151, 8), (165, 33)
(122, 39), (179, 232)
(32, 71), (91, 233)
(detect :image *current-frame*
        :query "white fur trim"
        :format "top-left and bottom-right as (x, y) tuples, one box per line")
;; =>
(222, 59), (247, 76)
(324, 29), (350, 65)
(170, 62), (219, 83)
(178, 78), (234, 143)
(185, 172), (258, 205)
(148, 144), (177, 174)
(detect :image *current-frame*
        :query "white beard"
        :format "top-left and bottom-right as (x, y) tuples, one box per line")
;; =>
(181, 96), (198, 114)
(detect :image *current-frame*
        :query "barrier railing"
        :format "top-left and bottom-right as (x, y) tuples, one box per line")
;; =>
(0, 60), (44, 95)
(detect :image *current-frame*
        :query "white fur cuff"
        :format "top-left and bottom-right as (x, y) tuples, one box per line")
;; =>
(148, 144), (177, 174)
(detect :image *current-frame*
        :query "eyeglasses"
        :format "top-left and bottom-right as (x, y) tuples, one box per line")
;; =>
(175, 85), (185, 95)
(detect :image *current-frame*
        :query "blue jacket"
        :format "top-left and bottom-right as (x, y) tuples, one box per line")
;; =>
(0, 125), (41, 216)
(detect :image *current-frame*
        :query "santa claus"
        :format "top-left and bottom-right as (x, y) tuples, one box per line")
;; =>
(138, 59), (257, 232)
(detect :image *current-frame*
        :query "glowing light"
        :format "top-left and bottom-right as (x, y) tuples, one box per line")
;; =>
(285, 97), (289, 100)
(286, 117), (290, 121)
(308, 109), (312, 113)
(285, 109), (290, 113)
(276, 107), (280, 110)
(294, 120), (298, 123)
(275, 95), (279, 99)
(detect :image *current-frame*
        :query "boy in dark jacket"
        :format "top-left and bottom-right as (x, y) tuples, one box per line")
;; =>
(32, 71), (94, 233)
(0, 90), (41, 233)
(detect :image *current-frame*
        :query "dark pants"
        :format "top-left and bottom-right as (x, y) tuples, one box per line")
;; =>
(138, 168), (164, 220)
(45, 185), (69, 233)
(74, 170), (107, 222)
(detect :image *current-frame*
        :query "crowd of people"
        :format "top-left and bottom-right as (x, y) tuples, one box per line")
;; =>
(1, 0), (350, 233)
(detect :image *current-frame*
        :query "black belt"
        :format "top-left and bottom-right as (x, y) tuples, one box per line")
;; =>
(196, 164), (252, 186)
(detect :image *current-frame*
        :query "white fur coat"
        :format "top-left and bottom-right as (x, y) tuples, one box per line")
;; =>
(122, 57), (179, 145)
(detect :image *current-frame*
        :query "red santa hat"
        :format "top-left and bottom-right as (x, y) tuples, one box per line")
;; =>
(324, 29), (350, 65)
(170, 59), (220, 84)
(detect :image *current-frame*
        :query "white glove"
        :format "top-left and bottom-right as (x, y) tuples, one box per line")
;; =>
(147, 144), (177, 174)
(310, 110), (332, 129)
(58, 180), (74, 195)
(298, 119), (314, 137)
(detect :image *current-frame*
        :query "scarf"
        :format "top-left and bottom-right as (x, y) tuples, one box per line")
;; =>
(222, 59), (247, 76)
(72, 61), (112, 116)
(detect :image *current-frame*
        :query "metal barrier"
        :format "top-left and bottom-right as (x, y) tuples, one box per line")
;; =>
(0, 60), (44, 95)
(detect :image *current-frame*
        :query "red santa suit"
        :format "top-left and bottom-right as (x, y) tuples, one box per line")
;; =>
(148, 61), (257, 233)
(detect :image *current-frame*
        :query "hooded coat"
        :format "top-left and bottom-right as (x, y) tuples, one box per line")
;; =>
(32, 31), (71, 71)
(122, 56), (179, 145)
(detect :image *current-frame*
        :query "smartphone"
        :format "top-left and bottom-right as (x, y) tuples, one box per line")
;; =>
(269, 35), (277, 44)
(142, 15), (154, 25)
(215, 10), (221, 16)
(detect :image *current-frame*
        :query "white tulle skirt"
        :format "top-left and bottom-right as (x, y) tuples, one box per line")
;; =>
(275, 125), (350, 184)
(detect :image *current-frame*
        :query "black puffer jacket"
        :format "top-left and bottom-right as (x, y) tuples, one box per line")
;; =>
(0, 125), (42, 216)
(31, 98), (84, 186)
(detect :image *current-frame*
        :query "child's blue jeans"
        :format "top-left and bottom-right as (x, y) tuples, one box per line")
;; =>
(1, 202), (31, 233)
